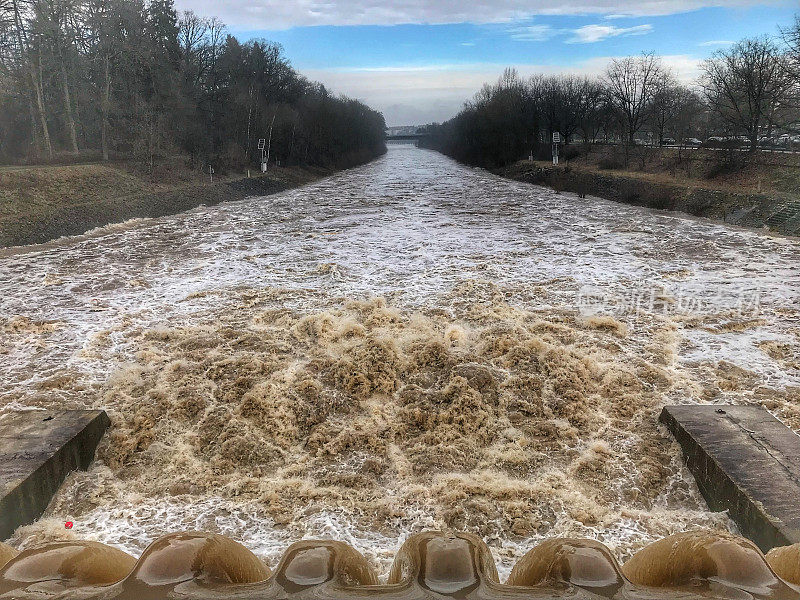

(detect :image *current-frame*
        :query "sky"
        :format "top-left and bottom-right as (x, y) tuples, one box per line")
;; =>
(174, 1), (799, 126)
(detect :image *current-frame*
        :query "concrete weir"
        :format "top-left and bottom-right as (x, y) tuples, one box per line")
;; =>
(660, 405), (800, 551)
(0, 410), (109, 540)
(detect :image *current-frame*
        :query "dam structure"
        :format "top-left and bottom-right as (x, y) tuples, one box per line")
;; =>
(1, 530), (800, 599)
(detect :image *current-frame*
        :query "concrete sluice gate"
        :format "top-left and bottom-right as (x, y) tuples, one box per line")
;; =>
(0, 531), (799, 600)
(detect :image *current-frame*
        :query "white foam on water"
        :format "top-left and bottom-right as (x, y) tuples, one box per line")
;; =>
(1, 145), (798, 569)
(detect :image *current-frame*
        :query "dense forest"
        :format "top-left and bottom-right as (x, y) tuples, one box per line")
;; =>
(0, 0), (386, 169)
(421, 17), (800, 169)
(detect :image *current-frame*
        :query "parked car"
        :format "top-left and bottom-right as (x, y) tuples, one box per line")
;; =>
(774, 134), (800, 147)
(684, 138), (702, 146)
(659, 137), (676, 146)
(705, 136), (743, 148)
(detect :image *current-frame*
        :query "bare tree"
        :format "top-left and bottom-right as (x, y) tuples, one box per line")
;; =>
(701, 36), (789, 149)
(538, 75), (591, 144)
(670, 88), (703, 141)
(576, 78), (606, 144)
(604, 53), (664, 145)
(37, 0), (80, 152)
(779, 16), (800, 134)
(781, 15), (800, 79)
(648, 71), (682, 144)
(7, 0), (52, 157)
(85, 0), (115, 160)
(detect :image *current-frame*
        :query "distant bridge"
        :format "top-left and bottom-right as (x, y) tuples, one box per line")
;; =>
(386, 132), (430, 143)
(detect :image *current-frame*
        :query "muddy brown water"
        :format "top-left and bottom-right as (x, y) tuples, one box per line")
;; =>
(0, 145), (798, 579)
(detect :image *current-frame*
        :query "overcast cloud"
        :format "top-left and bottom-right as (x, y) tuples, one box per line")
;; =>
(175, 0), (781, 29)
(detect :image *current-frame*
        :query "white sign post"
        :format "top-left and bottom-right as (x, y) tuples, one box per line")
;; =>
(257, 138), (267, 173)
(552, 132), (561, 165)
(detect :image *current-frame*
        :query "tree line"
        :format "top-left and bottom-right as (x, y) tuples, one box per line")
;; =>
(421, 17), (800, 169)
(0, 0), (387, 169)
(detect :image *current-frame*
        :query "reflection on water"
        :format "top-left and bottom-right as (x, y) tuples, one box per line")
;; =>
(1, 145), (799, 578)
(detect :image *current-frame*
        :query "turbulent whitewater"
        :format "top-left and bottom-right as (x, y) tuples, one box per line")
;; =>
(0, 145), (798, 580)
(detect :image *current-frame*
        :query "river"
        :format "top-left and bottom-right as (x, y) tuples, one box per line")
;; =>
(1, 144), (798, 579)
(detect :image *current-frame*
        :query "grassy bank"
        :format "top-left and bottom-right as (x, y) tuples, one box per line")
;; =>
(0, 159), (335, 247)
(494, 146), (800, 236)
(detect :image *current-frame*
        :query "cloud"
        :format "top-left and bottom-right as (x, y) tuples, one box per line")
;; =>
(302, 54), (702, 126)
(568, 23), (653, 43)
(175, 0), (782, 30)
(508, 24), (557, 42)
(699, 39), (736, 46)
(509, 22), (654, 44)
(661, 55), (704, 82)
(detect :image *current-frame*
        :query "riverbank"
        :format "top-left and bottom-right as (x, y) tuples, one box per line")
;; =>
(0, 161), (336, 247)
(493, 151), (800, 236)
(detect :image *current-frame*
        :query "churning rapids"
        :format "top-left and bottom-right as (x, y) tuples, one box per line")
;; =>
(0, 145), (799, 580)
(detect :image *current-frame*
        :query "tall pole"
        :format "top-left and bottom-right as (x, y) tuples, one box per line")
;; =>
(265, 113), (276, 172)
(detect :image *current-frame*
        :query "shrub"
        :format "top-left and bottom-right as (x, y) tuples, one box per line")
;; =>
(598, 156), (623, 170)
(564, 146), (582, 161)
(706, 157), (745, 179)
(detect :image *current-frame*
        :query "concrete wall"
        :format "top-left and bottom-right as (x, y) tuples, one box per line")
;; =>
(0, 410), (110, 541)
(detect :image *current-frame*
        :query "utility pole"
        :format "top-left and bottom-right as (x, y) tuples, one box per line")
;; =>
(265, 113), (276, 172)
(258, 113), (277, 174)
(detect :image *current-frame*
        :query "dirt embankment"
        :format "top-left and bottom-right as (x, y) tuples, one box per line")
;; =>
(494, 148), (800, 236)
(0, 162), (334, 247)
